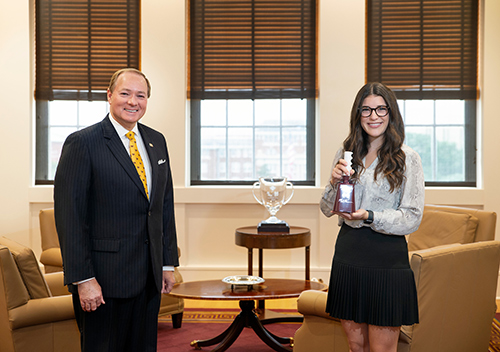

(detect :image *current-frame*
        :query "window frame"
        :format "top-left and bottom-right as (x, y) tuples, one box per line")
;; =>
(188, 0), (317, 186)
(35, 0), (141, 184)
(366, 0), (479, 187)
(399, 99), (476, 187)
(190, 98), (316, 186)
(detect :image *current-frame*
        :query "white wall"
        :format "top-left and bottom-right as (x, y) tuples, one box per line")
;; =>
(1, 0), (499, 286)
(0, 1), (32, 247)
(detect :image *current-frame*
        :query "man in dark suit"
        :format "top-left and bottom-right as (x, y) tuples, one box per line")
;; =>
(54, 68), (179, 352)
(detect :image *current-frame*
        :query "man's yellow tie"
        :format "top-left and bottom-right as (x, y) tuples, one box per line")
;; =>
(126, 131), (149, 199)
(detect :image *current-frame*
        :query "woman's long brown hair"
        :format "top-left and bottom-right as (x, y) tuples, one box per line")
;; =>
(343, 82), (406, 192)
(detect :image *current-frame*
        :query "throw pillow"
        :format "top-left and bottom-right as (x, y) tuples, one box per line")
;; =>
(408, 210), (478, 251)
(0, 236), (51, 299)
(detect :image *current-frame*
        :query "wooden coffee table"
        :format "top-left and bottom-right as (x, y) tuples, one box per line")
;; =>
(169, 278), (327, 352)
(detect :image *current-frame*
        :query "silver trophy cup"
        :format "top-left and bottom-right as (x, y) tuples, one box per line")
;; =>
(252, 177), (294, 232)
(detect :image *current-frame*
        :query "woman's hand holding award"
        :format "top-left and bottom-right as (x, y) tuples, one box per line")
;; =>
(333, 151), (356, 213)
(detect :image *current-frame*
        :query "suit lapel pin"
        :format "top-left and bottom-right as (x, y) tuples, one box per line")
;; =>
(149, 143), (154, 147)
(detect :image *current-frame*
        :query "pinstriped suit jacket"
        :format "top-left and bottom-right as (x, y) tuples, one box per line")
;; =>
(54, 115), (179, 298)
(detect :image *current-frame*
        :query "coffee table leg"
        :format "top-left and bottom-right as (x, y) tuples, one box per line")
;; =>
(257, 249), (265, 311)
(248, 248), (253, 276)
(190, 313), (245, 351)
(243, 301), (293, 352)
(305, 246), (310, 280)
(190, 300), (292, 352)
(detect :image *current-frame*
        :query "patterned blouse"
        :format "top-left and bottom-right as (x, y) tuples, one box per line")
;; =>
(320, 144), (425, 236)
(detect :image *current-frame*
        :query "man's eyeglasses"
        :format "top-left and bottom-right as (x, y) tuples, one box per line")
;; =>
(360, 105), (390, 118)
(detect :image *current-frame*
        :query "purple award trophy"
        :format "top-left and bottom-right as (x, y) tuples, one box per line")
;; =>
(333, 151), (356, 213)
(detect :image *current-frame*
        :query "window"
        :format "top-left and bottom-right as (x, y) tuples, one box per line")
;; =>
(189, 0), (317, 185)
(35, 0), (140, 184)
(35, 100), (109, 181)
(367, 0), (478, 186)
(399, 99), (475, 185)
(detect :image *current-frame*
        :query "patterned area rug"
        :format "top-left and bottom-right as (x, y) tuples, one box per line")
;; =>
(159, 308), (500, 351)
(160, 307), (245, 324)
(159, 307), (301, 324)
(490, 314), (500, 352)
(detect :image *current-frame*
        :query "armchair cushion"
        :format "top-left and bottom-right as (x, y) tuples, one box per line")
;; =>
(9, 295), (75, 329)
(408, 210), (478, 251)
(0, 237), (50, 299)
(0, 246), (30, 310)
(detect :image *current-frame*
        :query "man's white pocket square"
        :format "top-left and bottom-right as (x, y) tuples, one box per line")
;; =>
(158, 159), (167, 165)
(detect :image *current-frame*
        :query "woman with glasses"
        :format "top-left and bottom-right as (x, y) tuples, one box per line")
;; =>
(320, 82), (425, 352)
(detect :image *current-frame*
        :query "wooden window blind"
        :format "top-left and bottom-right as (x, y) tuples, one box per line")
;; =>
(35, 0), (140, 101)
(189, 0), (317, 100)
(367, 0), (478, 100)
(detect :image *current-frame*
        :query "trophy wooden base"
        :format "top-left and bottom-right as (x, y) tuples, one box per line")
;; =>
(257, 221), (290, 233)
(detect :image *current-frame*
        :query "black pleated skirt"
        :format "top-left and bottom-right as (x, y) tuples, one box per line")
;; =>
(326, 224), (419, 327)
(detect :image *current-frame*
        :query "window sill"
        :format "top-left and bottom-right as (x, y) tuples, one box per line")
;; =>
(28, 185), (485, 206)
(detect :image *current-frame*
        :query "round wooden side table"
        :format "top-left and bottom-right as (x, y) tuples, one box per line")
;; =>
(235, 226), (311, 280)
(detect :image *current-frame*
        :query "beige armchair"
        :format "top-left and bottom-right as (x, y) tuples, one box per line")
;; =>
(293, 205), (499, 352)
(39, 208), (185, 328)
(0, 236), (80, 352)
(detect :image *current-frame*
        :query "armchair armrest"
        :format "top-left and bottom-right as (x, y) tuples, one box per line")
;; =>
(44, 271), (70, 296)
(294, 290), (349, 352)
(297, 290), (336, 320)
(8, 295), (75, 329)
(403, 241), (500, 351)
(39, 248), (63, 267)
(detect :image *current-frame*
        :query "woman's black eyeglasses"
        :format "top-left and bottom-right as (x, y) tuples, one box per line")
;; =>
(360, 105), (390, 117)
